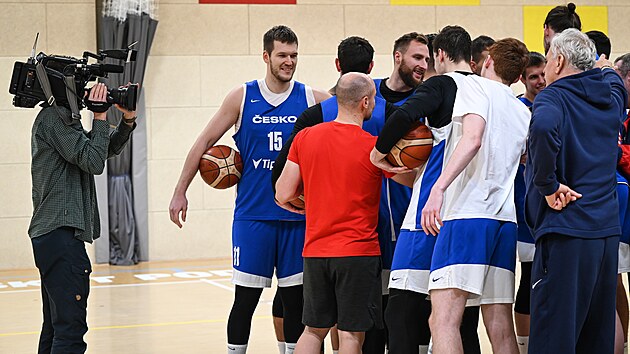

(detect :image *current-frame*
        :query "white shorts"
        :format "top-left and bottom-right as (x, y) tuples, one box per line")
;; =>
(429, 218), (517, 305)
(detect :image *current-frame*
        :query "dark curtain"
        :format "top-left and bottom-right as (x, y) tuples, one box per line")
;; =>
(100, 13), (157, 265)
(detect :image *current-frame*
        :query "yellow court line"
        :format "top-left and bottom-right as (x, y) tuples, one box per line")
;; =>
(0, 316), (272, 337)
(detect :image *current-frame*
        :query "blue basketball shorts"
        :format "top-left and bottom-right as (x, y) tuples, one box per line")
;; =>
(231, 220), (305, 288)
(429, 218), (517, 305)
(388, 229), (437, 295)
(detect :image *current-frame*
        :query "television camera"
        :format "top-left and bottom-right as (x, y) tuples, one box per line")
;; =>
(9, 33), (139, 116)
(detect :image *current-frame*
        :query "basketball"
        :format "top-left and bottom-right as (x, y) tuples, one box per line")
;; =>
(289, 194), (305, 210)
(199, 145), (243, 189)
(287, 183), (305, 210)
(386, 122), (433, 169)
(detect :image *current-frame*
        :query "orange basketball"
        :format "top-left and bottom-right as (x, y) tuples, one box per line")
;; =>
(199, 145), (243, 189)
(288, 183), (305, 210)
(386, 122), (433, 169)
(288, 195), (305, 210)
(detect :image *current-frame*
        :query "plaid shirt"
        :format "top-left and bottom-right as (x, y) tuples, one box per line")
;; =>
(29, 106), (135, 243)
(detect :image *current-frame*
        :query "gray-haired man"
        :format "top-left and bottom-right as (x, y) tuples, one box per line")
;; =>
(526, 29), (628, 353)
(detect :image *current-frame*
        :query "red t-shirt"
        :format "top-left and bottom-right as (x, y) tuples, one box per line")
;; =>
(619, 111), (630, 177)
(288, 121), (391, 257)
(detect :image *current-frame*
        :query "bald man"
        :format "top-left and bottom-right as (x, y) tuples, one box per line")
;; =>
(276, 73), (412, 353)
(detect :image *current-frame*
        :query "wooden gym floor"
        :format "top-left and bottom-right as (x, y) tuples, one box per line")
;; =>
(0, 259), (497, 353)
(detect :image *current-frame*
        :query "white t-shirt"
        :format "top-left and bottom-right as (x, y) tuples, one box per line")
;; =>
(441, 75), (530, 223)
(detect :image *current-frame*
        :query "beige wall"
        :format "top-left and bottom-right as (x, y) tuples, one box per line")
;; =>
(1, 0), (629, 269)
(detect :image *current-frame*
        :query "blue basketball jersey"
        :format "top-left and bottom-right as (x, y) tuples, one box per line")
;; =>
(373, 79), (419, 232)
(374, 79), (418, 236)
(374, 78), (414, 106)
(518, 95), (533, 109)
(320, 95), (386, 135)
(233, 80), (309, 221)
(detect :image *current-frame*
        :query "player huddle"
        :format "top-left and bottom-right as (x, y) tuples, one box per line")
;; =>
(169, 3), (630, 354)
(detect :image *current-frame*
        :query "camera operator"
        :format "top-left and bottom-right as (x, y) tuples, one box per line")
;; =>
(28, 82), (136, 354)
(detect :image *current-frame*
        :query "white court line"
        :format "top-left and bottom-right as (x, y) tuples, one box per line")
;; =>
(0, 278), (233, 295)
(199, 278), (235, 292)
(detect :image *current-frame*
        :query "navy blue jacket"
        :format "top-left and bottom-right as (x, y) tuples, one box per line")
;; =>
(525, 68), (628, 240)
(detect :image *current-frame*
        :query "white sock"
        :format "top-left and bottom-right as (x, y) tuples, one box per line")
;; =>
(277, 341), (286, 354)
(625, 341), (628, 354)
(332, 351), (339, 354)
(285, 342), (296, 354)
(516, 336), (529, 354)
(227, 343), (247, 354)
(419, 344), (430, 354)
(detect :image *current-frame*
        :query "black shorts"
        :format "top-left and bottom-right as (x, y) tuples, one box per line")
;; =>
(302, 256), (383, 332)
(514, 261), (532, 315)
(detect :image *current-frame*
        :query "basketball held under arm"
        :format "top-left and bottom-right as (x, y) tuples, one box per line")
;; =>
(375, 77), (445, 154)
(169, 86), (243, 228)
(370, 147), (412, 174)
(275, 160), (303, 205)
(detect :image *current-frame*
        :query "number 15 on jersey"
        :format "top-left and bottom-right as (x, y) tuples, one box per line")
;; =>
(268, 131), (282, 151)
